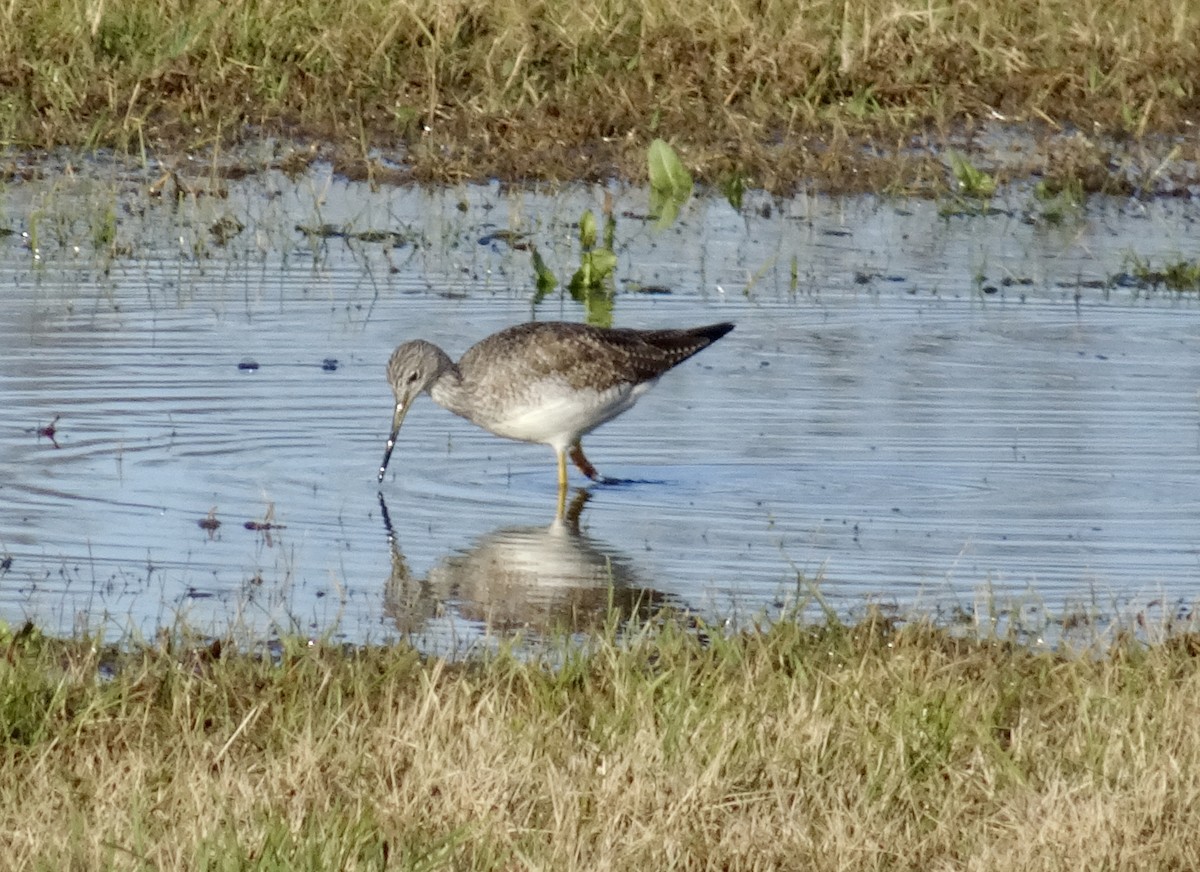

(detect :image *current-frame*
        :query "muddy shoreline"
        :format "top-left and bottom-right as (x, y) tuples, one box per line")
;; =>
(4, 119), (1197, 199)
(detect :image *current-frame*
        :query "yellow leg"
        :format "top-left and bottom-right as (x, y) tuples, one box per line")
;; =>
(556, 447), (569, 491)
(555, 447), (569, 521)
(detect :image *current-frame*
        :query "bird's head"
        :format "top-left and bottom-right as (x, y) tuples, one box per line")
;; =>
(378, 340), (449, 483)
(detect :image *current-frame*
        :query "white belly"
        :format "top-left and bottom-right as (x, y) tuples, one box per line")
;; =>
(481, 378), (656, 449)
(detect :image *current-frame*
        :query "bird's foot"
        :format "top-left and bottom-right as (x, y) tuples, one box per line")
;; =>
(568, 444), (602, 482)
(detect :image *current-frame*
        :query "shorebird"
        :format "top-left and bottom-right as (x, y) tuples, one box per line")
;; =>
(378, 320), (734, 491)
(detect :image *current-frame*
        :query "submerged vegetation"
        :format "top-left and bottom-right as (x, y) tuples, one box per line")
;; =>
(3, 615), (1200, 869)
(2, 0), (1199, 192)
(1121, 255), (1200, 292)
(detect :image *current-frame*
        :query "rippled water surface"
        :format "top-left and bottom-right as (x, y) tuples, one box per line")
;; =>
(2, 156), (1198, 648)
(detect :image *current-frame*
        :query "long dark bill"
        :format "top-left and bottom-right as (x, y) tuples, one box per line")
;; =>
(377, 430), (399, 482)
(377, 403), (408, 483)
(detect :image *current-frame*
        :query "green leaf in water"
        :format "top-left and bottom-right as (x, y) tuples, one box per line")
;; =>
(580, 248), (616, 287)
(531, 246), (558, 301)
(579, 209), (597, 250)
(721, 170), (747, 212)
(648, 138), (693, 227)
(583, 293), (614, 328)
(649, 189), (681, 227)
(948, 151), (996, 199)
(648, 139), (692, 198)
(568, 248), (617, 296)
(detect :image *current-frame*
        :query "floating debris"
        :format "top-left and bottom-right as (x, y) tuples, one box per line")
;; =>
(295, 222), (343, 239)
(36, 415), (61, 448)
(198, 508), (221, 535)
(478, 230), (529, 250)
(625, 282), (672, 295)
(350, 229), (407, 245)
(243, 519), (286, 532)
(245, 503), (286, 547)
(295, 224), (408, 245)
(209, 215), (245, 244)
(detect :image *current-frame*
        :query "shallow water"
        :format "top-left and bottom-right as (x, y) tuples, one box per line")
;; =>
(1, 155), (1199, 649)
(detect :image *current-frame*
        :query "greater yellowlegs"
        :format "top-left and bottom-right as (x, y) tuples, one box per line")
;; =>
(377, 320), (734, 489)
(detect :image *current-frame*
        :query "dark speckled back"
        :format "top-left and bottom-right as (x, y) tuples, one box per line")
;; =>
(457, 321), (734, 395)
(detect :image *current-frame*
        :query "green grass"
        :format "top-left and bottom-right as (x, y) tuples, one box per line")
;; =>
(4, 614), (1200, 869)
(2, 0), (1198, 192)
(948, 151), (996, 199)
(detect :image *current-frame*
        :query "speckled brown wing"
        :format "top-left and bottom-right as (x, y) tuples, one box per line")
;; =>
(458, 322), (733, 395)
(626, 323), (736, 376)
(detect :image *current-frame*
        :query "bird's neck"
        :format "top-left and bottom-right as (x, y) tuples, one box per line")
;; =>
(428, 363), (467, 413)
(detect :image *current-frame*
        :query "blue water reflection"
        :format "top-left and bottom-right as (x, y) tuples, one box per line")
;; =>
(1, 159), (1198, 646)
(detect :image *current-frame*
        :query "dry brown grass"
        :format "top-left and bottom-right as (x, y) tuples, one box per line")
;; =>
(1, 0), (1198, 191)
(3, 617), (1200, 869)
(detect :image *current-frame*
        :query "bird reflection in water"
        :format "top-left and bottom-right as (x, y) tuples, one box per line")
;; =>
(378, 490), (671, 640)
